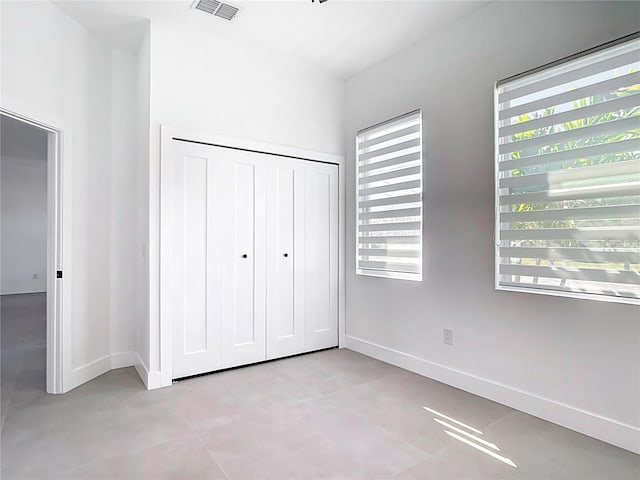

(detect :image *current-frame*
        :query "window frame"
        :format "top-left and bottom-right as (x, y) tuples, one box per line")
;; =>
(494, 33), (640, 305)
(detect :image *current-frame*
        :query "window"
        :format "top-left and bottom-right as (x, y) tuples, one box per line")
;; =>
(495, 34), (640, 304)
(356, 110), (423, 281)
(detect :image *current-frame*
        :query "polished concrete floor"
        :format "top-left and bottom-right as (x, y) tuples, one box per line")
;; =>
(1, 293), (639, 479)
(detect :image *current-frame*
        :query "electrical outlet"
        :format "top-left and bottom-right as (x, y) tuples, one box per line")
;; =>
(32, 273), (38, 279)
(443, 328), (453, 346)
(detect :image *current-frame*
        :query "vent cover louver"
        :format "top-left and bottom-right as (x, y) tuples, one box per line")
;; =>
(192, 0), (240, 21)
(195, 0), (221, 14)
(214, 3), (240, 20)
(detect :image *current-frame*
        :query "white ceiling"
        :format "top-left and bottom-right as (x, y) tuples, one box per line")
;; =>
(53, 0), (488, 80)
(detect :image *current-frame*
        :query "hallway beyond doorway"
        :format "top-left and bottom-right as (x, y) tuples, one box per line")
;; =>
(1, 293), (46, 428)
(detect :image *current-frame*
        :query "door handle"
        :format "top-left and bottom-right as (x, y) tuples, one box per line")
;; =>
(283, 253), (289, 258)
(242, 254), (248, 259)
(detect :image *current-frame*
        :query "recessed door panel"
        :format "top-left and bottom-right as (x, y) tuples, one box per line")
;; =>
(304, 163), (339, 350)
(170, 143), (222, 379)
(273, 167), (294, 338)
(266, 161), (305, 359)
(234, 163), (257, 346)
(183, 157), (208, 354)
(221, 151), (267, 368)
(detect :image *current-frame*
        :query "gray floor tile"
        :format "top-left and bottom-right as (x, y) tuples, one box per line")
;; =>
(2, 293), (638, 480)
(64, 434), (228, 480)
(196, 400), (429, 479)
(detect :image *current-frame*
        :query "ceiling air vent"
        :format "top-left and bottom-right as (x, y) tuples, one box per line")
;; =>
(215, 3), (240, 21)
(192, 0), (240, 21)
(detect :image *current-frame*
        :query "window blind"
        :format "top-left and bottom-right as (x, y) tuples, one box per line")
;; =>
(495, 35), (640, 303)
(356, 110), (423, 281)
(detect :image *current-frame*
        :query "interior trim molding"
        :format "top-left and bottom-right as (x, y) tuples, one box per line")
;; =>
(0, 289), (47, 295)
(133, 353), (164, 390)
(71, 352), (166, 391)
(70, 354), (111, 390)
(110, 352), (137, 369)
(345, 335), (640, 454)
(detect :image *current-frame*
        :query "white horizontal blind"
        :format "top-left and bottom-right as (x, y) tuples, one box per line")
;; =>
(357, 110), (423, 281)
(496, 35), (640, 303)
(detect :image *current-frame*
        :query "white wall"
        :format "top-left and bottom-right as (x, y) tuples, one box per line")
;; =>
(110, 48), (139, 363)
(0, 124), (48, 295)
(1, 0), (141, 390)
(146, 20), (345, 379)
(135, 26), (152, 380)
(344, 1), (640, 453)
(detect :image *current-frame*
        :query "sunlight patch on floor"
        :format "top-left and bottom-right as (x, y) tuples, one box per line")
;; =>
(424, 406), (517, 468)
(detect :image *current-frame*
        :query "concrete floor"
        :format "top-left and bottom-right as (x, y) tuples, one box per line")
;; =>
(1, 293), (639, 479)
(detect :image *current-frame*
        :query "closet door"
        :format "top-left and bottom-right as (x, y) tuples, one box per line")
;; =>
(266, 158), (305, 359)
(219, 149), (267, 368)
(169, 141), (223, 378)
(304, 162), (339, 351)
(167, 138), (338, 378)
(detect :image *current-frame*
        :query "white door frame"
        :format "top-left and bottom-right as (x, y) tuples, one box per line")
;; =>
(1, 108), (69, 394)
(158, 125), (346, 387)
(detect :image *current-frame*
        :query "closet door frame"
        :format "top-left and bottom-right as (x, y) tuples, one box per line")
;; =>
(158, 125), (345, 388)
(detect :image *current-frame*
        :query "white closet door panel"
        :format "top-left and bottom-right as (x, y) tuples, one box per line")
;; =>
(266, 160), (305, 359)
(234, 163), (257, 345)
(304, 163), (339, 351)
(171, 143), (222, 378)
(221, 150), (267, 368)
(168, 138), (339, 378)
(183, 157), (208, 354)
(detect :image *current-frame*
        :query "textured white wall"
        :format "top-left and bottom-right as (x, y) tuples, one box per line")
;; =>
(1, 125), (48, 295)
(344, 1), (640, 452)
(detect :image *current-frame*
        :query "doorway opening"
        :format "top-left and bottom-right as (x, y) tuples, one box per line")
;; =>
(1, 110), (64, 398)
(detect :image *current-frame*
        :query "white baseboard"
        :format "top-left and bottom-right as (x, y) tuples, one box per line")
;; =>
(110, 352), (137, 369)
(68, 352), (166, 391)
(133, 353), (165, 390)
(0, 290), (47, 296)
(345, 335), (640, 454)
(70, 354), (111, 389)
